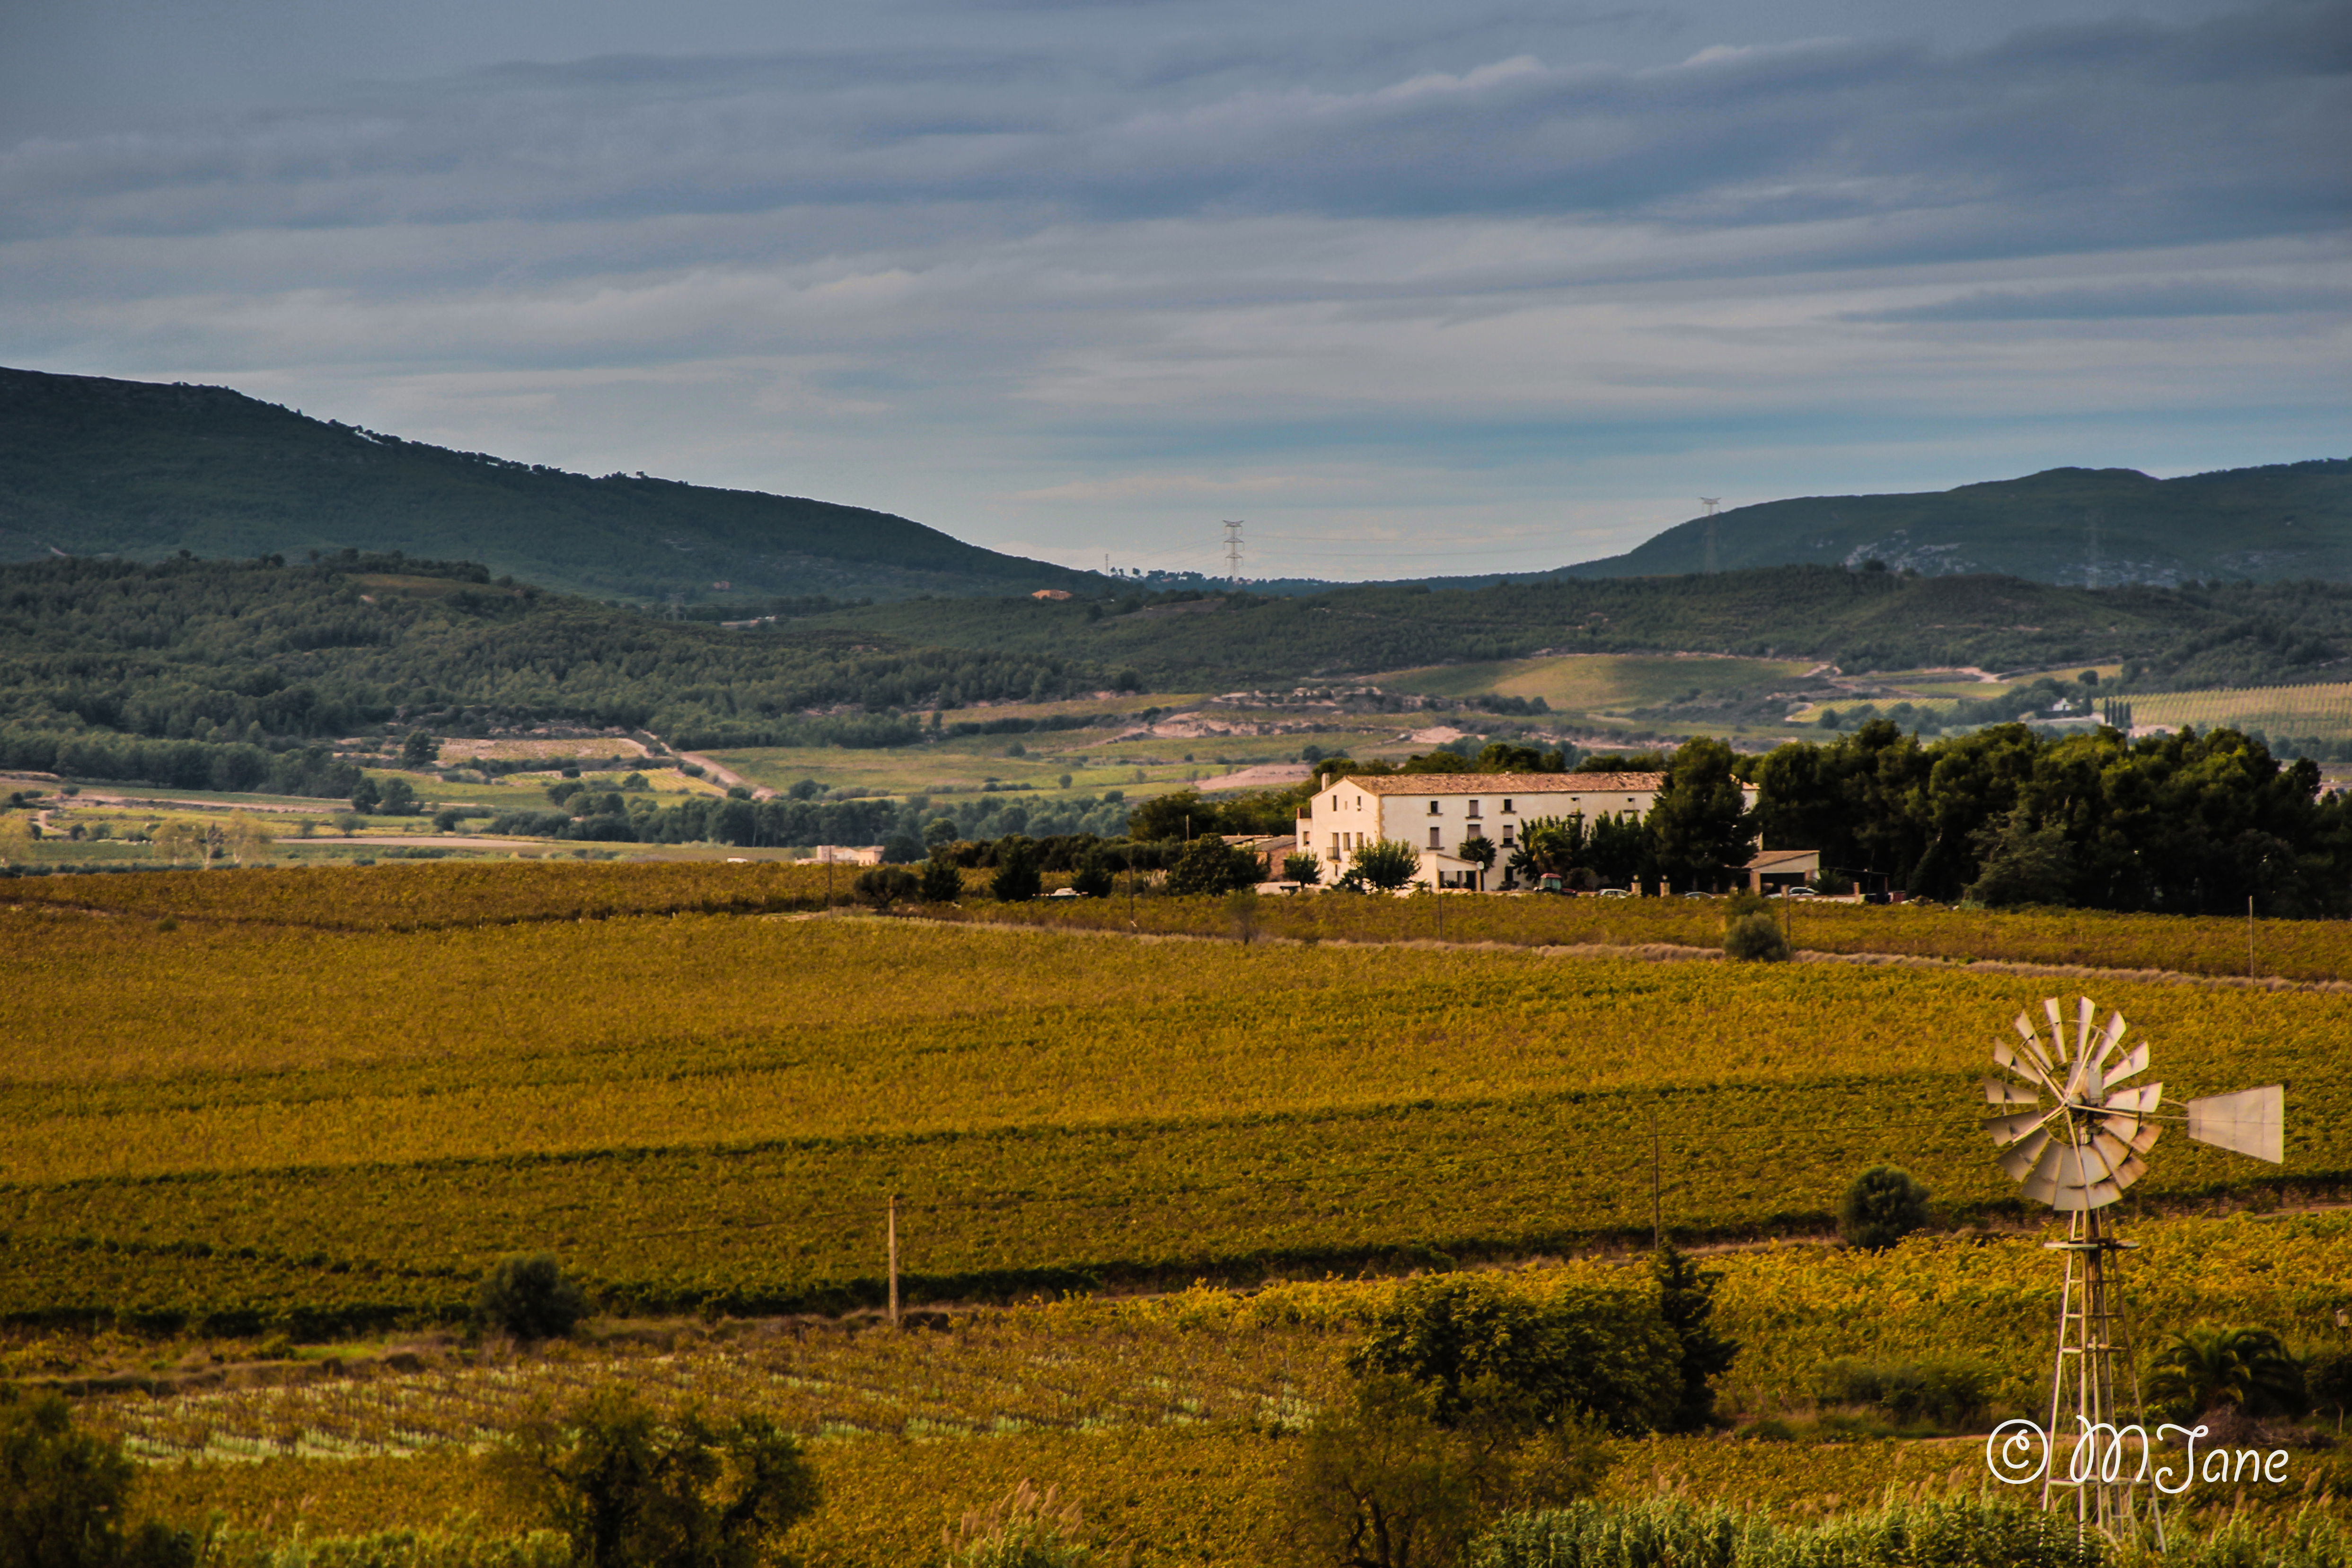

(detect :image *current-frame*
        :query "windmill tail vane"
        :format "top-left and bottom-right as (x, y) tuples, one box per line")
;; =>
(1979, 995), (2285, 1540)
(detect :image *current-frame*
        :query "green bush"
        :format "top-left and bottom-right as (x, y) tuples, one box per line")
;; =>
(476, 1253), (588, 1341)
(1813, 1357), (1995, 1430)
(1350, 838), (1423, 893)
(1838, 1166), (1929, 1252)
(2149, 1326), (2307, 1420)
(1723, 912), (1790, 962)
(1281, 852), (1321, 885)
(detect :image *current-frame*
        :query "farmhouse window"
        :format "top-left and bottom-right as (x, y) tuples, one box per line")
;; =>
(1428, 827), (1442, 848)
(1502, 826), (1515, 845)
(1427, 800), (1440, 815)
(1467, 801), (1481, 818)
(1502, 799), (1514, 813)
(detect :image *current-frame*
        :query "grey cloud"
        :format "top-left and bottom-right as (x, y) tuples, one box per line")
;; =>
(2, 0), (2343, 265)
(1845, 281), (2352, 321)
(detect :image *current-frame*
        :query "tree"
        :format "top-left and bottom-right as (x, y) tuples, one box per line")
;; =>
(0, 1390), (194, 1568)
(1166, 836), (1260, 896)
(1965, 808), (2074, 907)
(1839, 1166), (1930, 1251)
(1350, 839), (1422, 893)
(854, 866), (919, 910)
(1458, 835), (1496, 880)
(376, 776), (419, 815)
(499, 1389), (819, 1568)
(1651, 1245), (1737, 1431)
(350, 776), (380, 812)
(2149, 1327), (2308, 1421)
(1287, 1378), (1607, 1568)
(920, 855), (964, 903)
(1127, 789), (1207, 842)
(1347, 1274), (1682, 1436)
(226, 814), (273, 866)
(1282, 852), (1322, 885)
(1647, 737), (1753, 891)
(1070, 851), (1116, 899)
(402, 730), (440, 767)
(477, 1253), (589, 1341)
(991, 837), (1043, 902)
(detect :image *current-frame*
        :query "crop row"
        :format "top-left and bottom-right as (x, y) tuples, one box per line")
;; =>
(109, 1215), (2352, 1560)
(16, 859), (2352, 982)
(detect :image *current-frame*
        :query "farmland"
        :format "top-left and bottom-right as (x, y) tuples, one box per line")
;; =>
(9, 860), (2351, 1559)
(2133, 680), (2352, 742)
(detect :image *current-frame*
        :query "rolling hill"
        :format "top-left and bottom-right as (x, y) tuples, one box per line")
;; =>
(1562, 461), (2352, 586)
(0, 366), (1100, 603)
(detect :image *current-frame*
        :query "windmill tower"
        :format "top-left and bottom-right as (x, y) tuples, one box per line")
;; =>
(1700, 499), (1722, 574)
(1983, 997), (2285, 1535)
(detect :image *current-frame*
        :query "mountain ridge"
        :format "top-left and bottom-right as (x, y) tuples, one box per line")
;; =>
(0, 365), (1100, 604)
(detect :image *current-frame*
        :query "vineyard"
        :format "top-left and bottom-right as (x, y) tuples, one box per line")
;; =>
(9, 860), (2349, 1558)
(2135, 682), (2352, 740)
(100, 1215), (2352, 1560)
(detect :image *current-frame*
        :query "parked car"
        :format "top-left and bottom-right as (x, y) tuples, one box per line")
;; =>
(1597, 887), (1631, 899)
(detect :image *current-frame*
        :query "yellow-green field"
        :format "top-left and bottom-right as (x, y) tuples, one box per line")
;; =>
(2133, 681), (2352, 740)
(1369, 654), (1816, 713)
(9, 862), (2346, 1561)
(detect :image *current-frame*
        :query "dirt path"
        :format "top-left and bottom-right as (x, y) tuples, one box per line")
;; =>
(669, 748), (773, 800)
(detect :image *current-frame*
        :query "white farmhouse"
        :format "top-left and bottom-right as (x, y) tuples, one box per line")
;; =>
(1298, 772), (1677, 890)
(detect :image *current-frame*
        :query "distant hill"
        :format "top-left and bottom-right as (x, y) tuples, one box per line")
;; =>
(0, 366), (1100, 603)
(1563, 461), (2352, 586)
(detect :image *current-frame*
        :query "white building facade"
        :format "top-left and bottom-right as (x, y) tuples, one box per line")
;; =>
(1297, 772), (1675, 890)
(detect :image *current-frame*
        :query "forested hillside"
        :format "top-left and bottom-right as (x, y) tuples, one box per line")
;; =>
(0, 556), (1113, 791)
(1567, 460), (2352, 586)
(805, 568), (2352, 690)
(0, 366), (1099, 602)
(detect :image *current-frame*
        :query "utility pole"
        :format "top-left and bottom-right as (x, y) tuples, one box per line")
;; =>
(2249, 894), (2256, 978)
(1223, 520), (1244, 588)
(887, 1193), (900, 1328)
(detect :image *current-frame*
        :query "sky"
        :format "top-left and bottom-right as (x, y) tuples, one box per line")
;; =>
(5, 0), (2347, 581)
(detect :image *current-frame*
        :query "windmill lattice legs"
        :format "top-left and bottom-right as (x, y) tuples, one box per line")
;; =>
(2042, 1207), (2161, 1544)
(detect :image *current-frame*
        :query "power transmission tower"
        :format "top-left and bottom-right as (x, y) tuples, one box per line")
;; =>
(1223, 520), (1244, 587)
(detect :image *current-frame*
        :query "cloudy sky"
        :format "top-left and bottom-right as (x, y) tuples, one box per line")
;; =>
(7, 0), (2347, 580)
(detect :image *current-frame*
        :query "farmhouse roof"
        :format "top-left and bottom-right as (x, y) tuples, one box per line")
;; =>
(1330, 772), (1666, 795)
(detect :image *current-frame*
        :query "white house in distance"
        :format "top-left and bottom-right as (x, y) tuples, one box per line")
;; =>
(1297, 771), (1762, 890)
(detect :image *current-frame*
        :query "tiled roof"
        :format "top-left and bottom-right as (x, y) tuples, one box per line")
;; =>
(1327, 772), (1666, 795)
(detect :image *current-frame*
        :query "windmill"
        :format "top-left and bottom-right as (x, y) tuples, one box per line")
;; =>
(1982, 996), (2284, 1533)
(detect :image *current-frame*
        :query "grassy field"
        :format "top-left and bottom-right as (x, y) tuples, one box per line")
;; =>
(1370, 654), (1816, 713)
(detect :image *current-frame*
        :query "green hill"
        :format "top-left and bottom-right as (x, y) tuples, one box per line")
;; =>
(0, 366), (1100, 604)
(1565, 461), (2352, 586)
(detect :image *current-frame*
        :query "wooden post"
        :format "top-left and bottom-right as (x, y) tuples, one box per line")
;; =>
(887, 1193), (900, 1328)
(2249, 894), (2255, 978)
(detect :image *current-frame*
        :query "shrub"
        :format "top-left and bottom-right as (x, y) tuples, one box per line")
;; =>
(1814, 1357), (1995, 1429)
(853, 866), (919, 910)
(498, 1389), (818, 1568)
(476, 1253), (588, 1341)
(1838, 1166), (1929, 1251)
(1282, 852), (1321, 885)
(1652, 1244), (1737, 1432)
(1723, 912), (1790, 962)
(2149, 1326), (2307, 1420)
